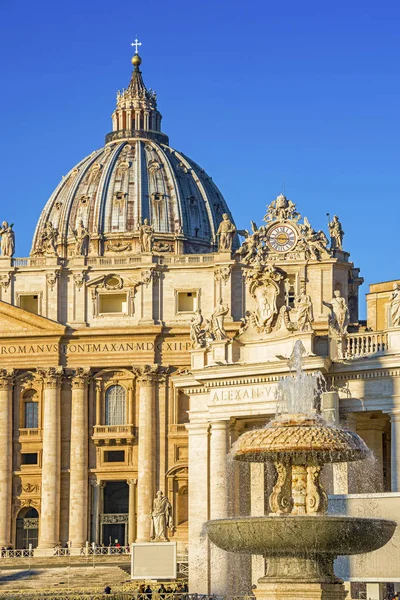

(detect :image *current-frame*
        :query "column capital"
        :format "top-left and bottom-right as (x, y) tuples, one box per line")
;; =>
(0, 368), (15, 390)
(185, 422), (210, 436)
(69, 367), (91, 389)
(390, 410), (400, 423)
(127, 478), (138, 487)
(90, 479), (105, 488)
(133, 364), (162, 385)
(209, 419), (230, 431)
(37, 366), (63, 388)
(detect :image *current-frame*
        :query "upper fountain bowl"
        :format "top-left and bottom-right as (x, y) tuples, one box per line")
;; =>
(234, 416), (369, 465)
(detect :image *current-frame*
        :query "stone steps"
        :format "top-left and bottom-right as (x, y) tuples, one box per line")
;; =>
(0, 565), (131, 593)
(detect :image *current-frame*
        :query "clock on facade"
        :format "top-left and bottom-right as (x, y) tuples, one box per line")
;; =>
(267, 224), (297, 253)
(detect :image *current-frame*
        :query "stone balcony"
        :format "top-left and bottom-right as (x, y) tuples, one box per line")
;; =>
(92, 424), (136, 446)
(18, 428), (43, 443)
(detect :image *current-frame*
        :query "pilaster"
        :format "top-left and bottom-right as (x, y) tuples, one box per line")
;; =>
(0, 369), (14, 546)
(128, 478), (137, 545)
(390, 410), (400, 492)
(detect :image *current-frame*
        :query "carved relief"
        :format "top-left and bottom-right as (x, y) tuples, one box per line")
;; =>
(269, 462), (293, 514)
(73, 271), (87, 290)
(106, 241), (132, 253)
(22, 483), (40, 494)
(214, 266), (231, 286)
(0, 272), (12, 290)
(46, 271), (59, 291)
(306, 465), (328, 514)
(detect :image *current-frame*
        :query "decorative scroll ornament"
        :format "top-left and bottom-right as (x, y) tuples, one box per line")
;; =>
(0, 368), (15, 389)
(106, 241), (132, 253)
(73, 271), (87, 290)
(46, 271), (59, 291)
(269, 462), (293, 514)
(214, 266), (231, 286)
(0, 272), (12, 290)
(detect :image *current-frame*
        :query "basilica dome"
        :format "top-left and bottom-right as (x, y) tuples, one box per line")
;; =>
(31, 54), (236, 257)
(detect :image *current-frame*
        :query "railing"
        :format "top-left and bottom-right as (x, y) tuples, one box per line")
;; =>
(12, 257), (47, 267)
(345, 331), (388, 358)
(0, 548), (33, 558)
(18, 428), (42, 440)
(93, 425), (135, 436)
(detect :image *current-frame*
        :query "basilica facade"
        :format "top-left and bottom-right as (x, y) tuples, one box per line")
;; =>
(0, 50), (399, 598)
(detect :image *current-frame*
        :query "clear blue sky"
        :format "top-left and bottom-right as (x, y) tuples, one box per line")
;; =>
(1, 0), (399, 316)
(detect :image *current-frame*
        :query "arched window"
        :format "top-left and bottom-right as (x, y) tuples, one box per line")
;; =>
(24, 401), (38, 429)
(105, 385), (126, 425)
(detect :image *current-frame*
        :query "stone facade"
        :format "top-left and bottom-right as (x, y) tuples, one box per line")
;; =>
(1, 49), (400, 599)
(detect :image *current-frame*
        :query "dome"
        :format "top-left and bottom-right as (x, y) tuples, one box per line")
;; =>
(31, 53), (236, 257)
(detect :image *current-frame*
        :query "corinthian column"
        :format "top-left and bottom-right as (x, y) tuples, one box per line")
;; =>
(69, 368), (90, 547)
(135, 366), (158, 543)
(38, 367), (63, 549)
(0, 370), (14, 546)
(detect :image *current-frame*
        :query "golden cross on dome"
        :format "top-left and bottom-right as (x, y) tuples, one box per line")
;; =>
(131, 38), (142, 54)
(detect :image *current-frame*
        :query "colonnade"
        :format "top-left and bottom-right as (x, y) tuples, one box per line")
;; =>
(0, 365), (162, 549)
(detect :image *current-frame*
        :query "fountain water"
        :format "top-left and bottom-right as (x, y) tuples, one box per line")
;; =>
(205, 341), (396, 600)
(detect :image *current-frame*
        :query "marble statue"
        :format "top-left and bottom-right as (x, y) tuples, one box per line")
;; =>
(323, 290), (350, 336)
(216, 213), (236, 252)
(40, 222), (58, 256)
(150, 490), (173, 541)
(300, 217), (330, 260)
(328, 215), (344, 251)
(211, 299), (229, 340)
(190, 309), (205, 348)
(390, 283), (400, 327)
(139, 218), (154, 253)
(72, 220), (90, 256)
(0, 221), (15, 257)
(295, 288), (314, 332)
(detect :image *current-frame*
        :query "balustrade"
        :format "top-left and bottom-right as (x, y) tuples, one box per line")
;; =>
(345, 331), (388, 358)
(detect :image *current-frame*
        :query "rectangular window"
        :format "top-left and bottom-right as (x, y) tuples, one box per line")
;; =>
(177, 291), (198, 313)
(24, 402), (38, 429)
(21, 453), (38, 465)
(104, 450), (125, 463)
(19, 295), (39, 314)
(99, 293), (127, 314)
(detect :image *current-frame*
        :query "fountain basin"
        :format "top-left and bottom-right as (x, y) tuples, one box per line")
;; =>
(205, 515), (396, 557)
(234, 417), (369, 464)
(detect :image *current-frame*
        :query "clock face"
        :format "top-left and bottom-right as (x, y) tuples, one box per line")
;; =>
(267, 224), (297, 253)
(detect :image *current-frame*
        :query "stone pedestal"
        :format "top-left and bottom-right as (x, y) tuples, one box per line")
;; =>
(253, 581), (347, 600)
(0, 370), (14, 546)
(38, 368), (62, 548)
(209, 339), (232, 365)
(136, 372), (156, 542)
(69, 370), (89, 547)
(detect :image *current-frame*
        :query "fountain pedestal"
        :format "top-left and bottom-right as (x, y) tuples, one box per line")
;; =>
(254, 580), (347, 600)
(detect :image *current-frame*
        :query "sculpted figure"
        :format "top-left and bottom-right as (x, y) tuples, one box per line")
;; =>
(150, 490), (173, 541)
(0, 221), (15, 257)
(190, 309), (205, 348)
(139, 218), (154, 253)
(72, 219), (90, 256)
(390, 283), (400, 327)
(211, 298), (229, 340)
(301, 217), (329, 260)
(295, 288), (314, 332)
(323, 290), (350, 336)
(217, 213), (236, 252)
(41, 222), (58, 256)
(328, 215), (344, 251)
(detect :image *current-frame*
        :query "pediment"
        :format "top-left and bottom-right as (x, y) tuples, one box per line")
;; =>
(0, 301), (65, 337)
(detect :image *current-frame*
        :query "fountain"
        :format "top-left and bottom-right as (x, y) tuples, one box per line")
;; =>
(205, 341), (396, 600)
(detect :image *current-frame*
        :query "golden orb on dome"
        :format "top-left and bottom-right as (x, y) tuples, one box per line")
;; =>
(131, 54), (142, 67)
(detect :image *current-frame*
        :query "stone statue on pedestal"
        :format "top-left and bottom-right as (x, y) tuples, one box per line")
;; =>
(211, 299), (229, 340)
(139, 219), (154, 253)
(323, 290), (350, 336)
(216, 213), (236, 252)
(40, 222), (58, 256)
(0, 222), (15, 257)
(150, 490), (173, 542)
(390, 283), (400, 327)
(328, 215), (344, 251)
(72, 220), (90, 256)
(190, 309), (205, 348)
(295, 288), (314, 332)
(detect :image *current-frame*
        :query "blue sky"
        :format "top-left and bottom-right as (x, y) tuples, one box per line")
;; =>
(0, 0), (399, 316)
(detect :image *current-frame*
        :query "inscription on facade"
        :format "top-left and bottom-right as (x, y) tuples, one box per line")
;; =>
(0, 341), (193, 356)
(211, 384), (277, 404)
